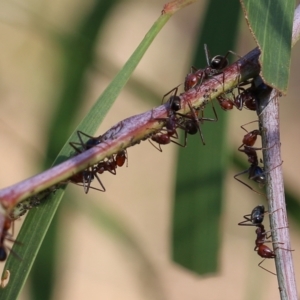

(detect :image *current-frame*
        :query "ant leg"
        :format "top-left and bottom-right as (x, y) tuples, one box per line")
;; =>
(200, 100), (218, 122)
(250, 161), (283, 183)
(170, 130), (188, 148)
(125, 149), (129, 167)
(234, 169), (266, 196)
(77, 131), (96, 148)
(240, 120), (260, 133)
(148, 139), (163, 152)
(69, 141), (84, 154)
(177, 101), (206, 145)
(69, 131), (96, 153)
(93, 173), (106, 192)
(204, 44), (211, 66)
(222, 50), (242, 64)
(258, 259), (277, 276)
(162, 84), (181, 104)
(82, 170), (92, 194)
(238, 214), (254, 226)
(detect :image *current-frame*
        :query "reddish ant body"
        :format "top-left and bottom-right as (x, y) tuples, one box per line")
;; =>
(184, 44), (238, 91)
(254, 224), (277, 275)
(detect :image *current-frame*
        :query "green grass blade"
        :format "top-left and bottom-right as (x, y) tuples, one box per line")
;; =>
(0, 11), (171, 299)
(172, 0), (241, 274)
(239, 0), (294, 93)
(30, 2), (121, 299)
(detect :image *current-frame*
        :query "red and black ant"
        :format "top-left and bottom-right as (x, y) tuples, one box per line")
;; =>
(234, 123), (265, 194)
(69, 131), (128, 193)
(150, 91), (218, 150)
(69, 168), (105, 194)
(69, 150), (128, 193)
(254, 223), (293, 275)
(216, 81), (256, 111)
(239, 206), (292, 275)
(217, 80), (274, 112)
(184, 44), (239, 91)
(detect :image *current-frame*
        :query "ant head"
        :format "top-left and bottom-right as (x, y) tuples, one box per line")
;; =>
(251, 205), (265, 225)
(86, 138), (100, 149)
(253, 166), (266, 185)
(184, 121), (198, 135)
(210, 55), (228, 70)
(169, 96), (181, 112)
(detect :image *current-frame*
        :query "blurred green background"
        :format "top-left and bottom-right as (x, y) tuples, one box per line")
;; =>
(0, 0), (299, 299)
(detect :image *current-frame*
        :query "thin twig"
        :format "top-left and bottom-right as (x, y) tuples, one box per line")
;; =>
(258, 88), (297, 300)
(254, 5), (300, 299)
(0, 48), (260, 213)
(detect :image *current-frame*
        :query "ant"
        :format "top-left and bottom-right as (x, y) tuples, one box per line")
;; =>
(234, 123), (266, 194)
(239, 206), (291, 275)
(150, 94), (217, 150)
(184, 44), (239, 91)
(254, 223), (293, 275)
(149, 96), (185, 151)
(69, 149), (128, 193)
(69, 168), (105, 194)
(254, 223), (277, 275)
(69, 130), (128, 193)
(216, 80), (275, 112)
(69, 131), (103, 153)
(216, 80), (257, 111)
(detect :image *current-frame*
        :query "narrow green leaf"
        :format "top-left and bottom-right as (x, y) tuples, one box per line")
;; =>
(172, 0), (241, 274)
(31, 2), (120, 299)
(0, 12), (171, 299)
(239, 0), (294, 93)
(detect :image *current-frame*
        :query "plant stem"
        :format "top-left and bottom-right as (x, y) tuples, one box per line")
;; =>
(0, 48), (260, 213)
(254, 6), (300, 299)
(257, 88), (298, 300)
